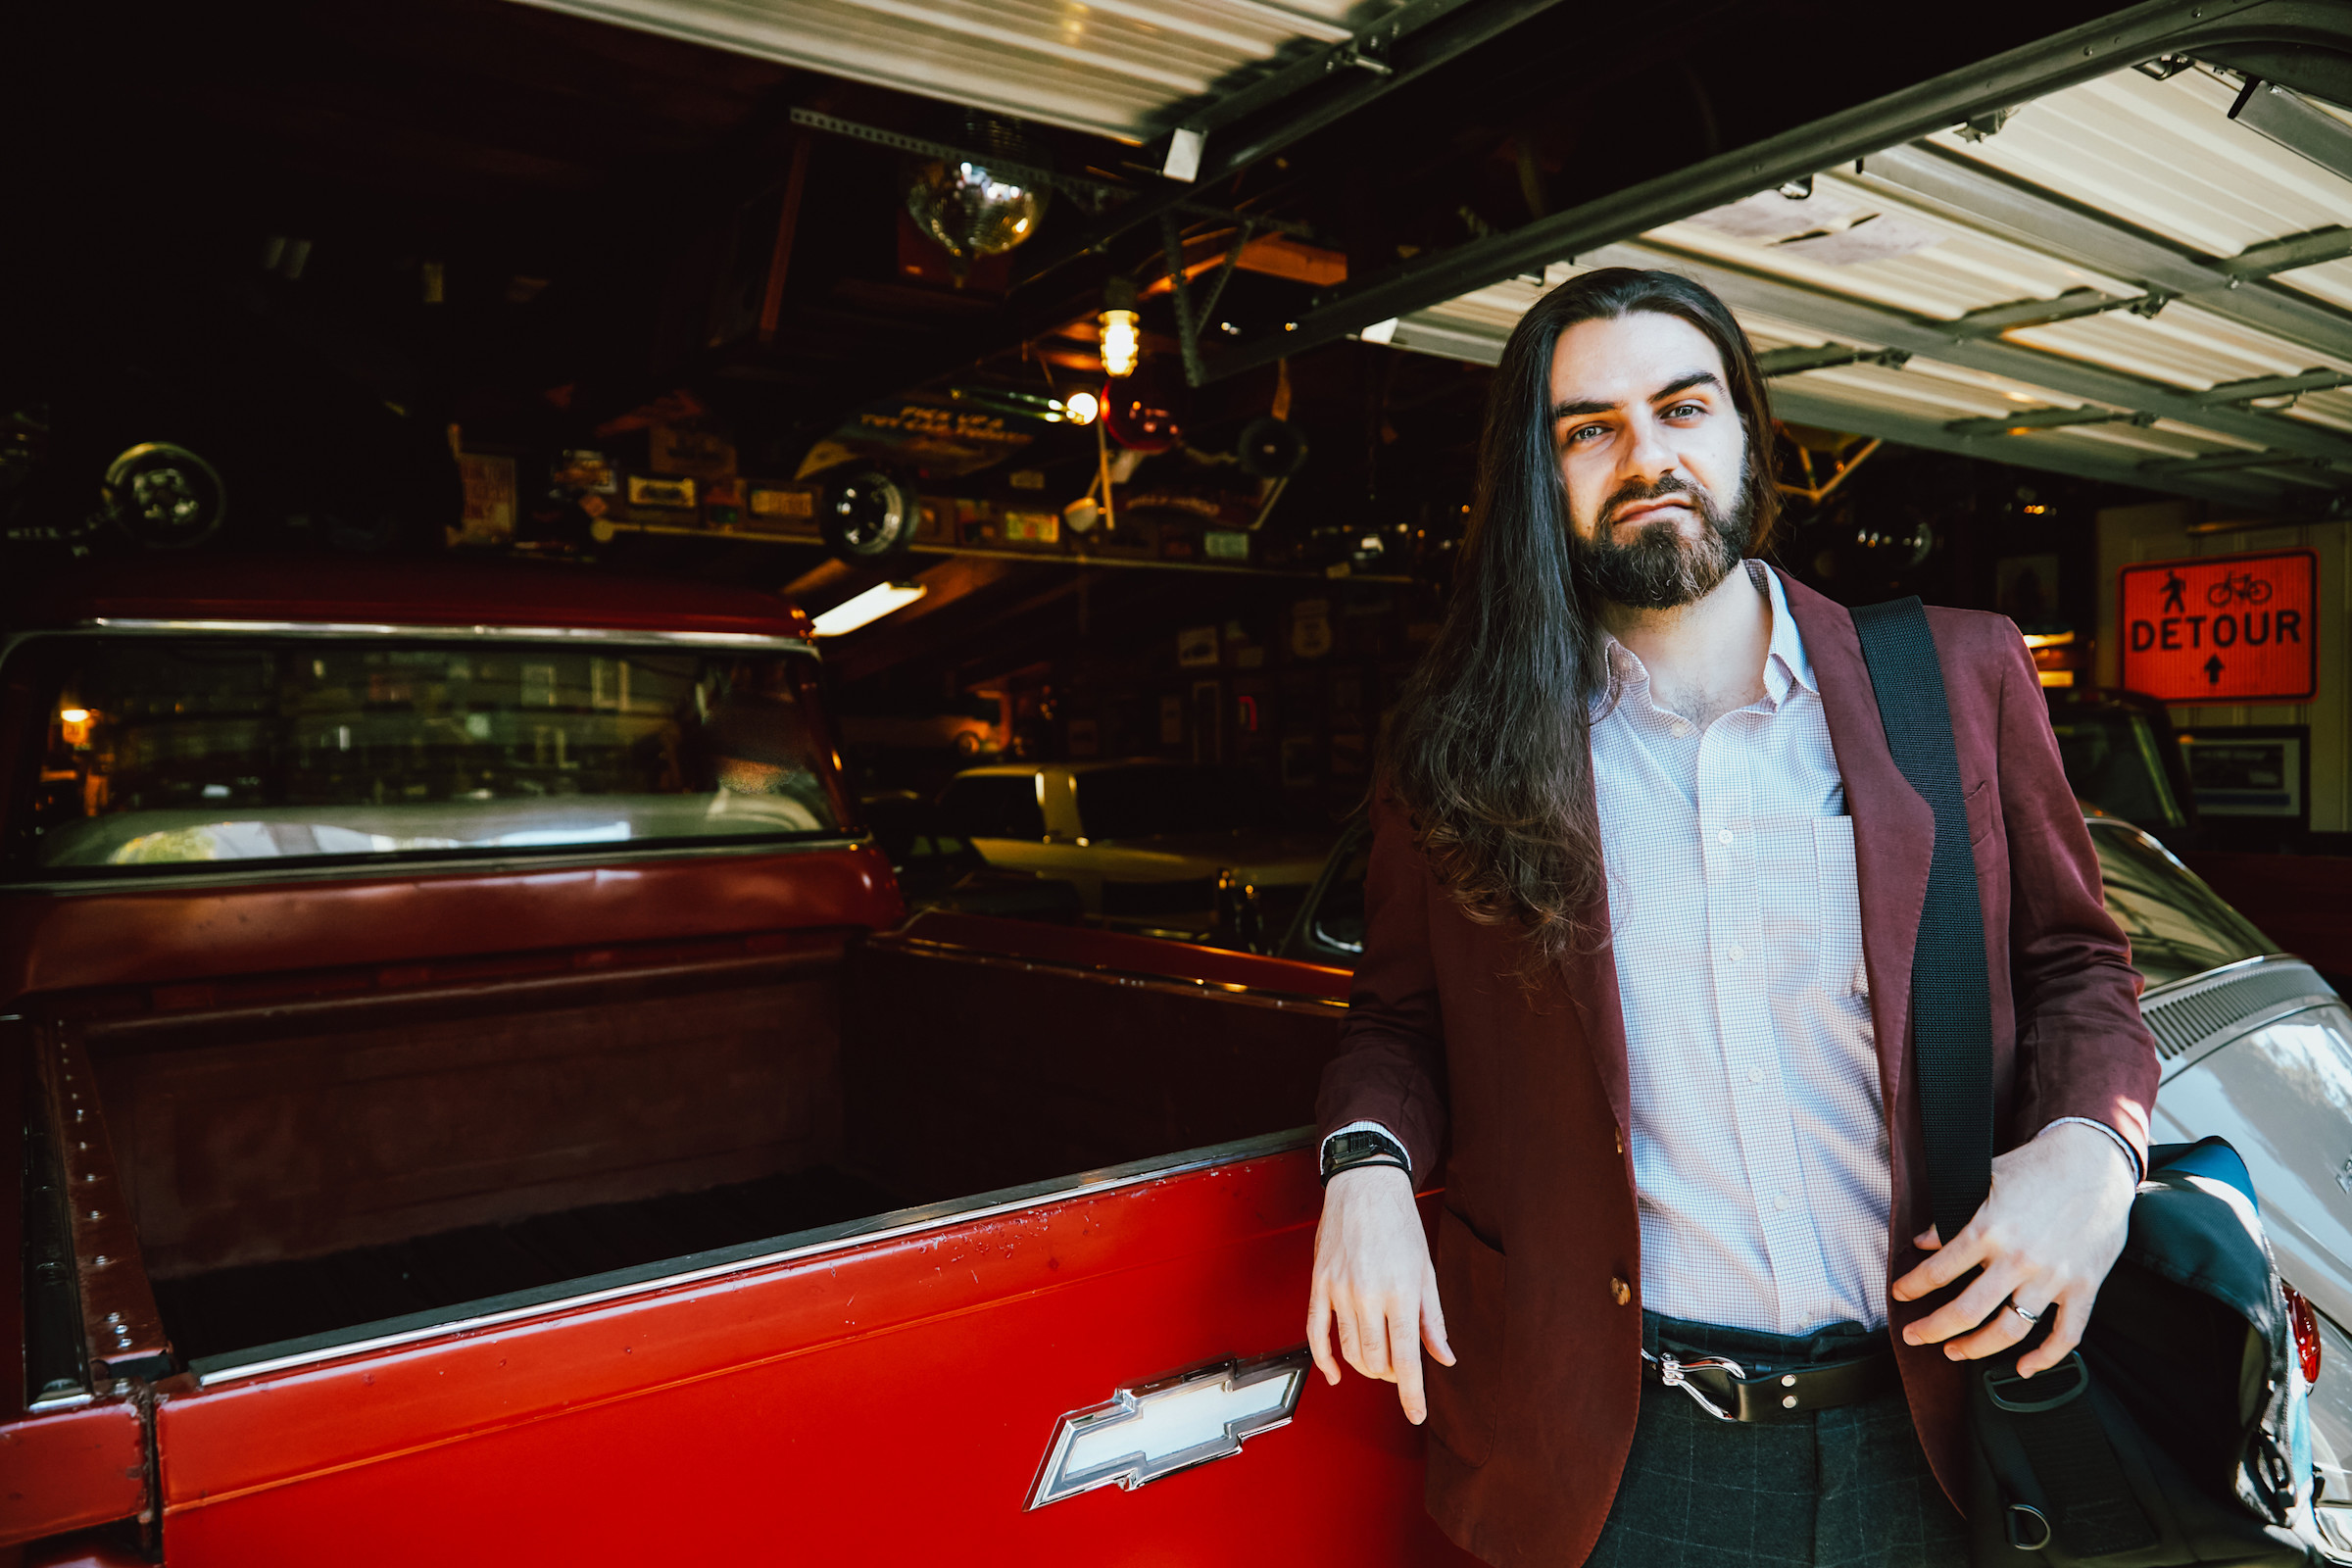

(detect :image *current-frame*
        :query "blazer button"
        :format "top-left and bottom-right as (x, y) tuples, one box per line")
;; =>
(1610, 1276), (1631, 1306)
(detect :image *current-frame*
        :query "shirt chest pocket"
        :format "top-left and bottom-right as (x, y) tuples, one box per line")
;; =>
(1813, 815), (1868, 1001)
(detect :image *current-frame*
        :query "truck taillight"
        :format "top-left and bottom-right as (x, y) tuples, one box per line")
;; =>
(2286, 1285), (2323, 1386)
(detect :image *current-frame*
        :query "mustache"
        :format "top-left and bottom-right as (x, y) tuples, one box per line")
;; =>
(1598, 473), (1701, 529)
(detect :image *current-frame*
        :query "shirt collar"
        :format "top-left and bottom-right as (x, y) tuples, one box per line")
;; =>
(1756, 561), (1817, 705)
(1592, 561), (1815, 719)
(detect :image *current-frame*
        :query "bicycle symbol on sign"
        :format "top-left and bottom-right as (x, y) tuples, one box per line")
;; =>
(2206, 571), (2274, 609)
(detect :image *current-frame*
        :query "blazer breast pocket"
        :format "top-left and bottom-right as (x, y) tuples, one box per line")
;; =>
(1963, 778), (1997, 849)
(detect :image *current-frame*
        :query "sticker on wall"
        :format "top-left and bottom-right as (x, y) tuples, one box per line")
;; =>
(2118, 550), (2317, 704)
(1177, 625), (1220, 668)
(1290, 599), (1333, 661)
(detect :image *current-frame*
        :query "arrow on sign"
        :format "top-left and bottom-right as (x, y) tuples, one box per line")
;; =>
(2204, 654), (2226, 687)
(1027, 1348), (1309, 1509)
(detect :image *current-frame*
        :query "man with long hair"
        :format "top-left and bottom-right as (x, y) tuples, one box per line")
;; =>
(1306, 269), (2156, 1565)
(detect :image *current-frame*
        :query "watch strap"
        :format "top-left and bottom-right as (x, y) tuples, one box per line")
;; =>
(1322, 1128), (1411, 1185)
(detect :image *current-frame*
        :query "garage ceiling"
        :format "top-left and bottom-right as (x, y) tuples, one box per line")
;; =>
(505, 0), (1379, 142)
(1365, 60), (2352, 514)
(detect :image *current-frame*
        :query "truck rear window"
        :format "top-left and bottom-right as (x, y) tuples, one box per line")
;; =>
(7, 635), (846, 878)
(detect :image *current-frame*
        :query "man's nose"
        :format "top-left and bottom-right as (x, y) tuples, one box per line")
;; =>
(1620, 412), (1681, 486)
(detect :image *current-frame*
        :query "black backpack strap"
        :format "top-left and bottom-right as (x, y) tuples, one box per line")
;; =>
(1848, 597), (1993, 1245)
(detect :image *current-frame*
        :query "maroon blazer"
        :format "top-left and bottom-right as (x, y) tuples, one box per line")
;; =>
(1316, 571), (2159, 1568)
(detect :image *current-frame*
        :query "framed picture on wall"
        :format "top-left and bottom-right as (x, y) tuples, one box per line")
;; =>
(2176, 725), (2307, 821)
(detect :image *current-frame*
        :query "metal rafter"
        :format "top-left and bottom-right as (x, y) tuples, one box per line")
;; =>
(1007, 0), (1573, 288)
(1944, 406), (2158, 434)
(1576, 238), (2352, 470)
(1765, 384), (2302, 510)
(1851, 141), (2352, 361)
(1756, 345), (1914, 376)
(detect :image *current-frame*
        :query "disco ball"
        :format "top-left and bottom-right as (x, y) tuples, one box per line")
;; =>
(905, 118), (1052, 263)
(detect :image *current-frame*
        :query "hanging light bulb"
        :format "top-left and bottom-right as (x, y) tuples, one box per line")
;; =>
(1061, 390), (1100, 425)
(1100, 276), (1141, 379)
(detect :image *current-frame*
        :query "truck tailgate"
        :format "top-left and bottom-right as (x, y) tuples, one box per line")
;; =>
(154, 1136), (1475, 1565)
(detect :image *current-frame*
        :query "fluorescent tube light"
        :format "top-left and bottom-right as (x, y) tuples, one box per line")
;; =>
(810, 582), (927, 637)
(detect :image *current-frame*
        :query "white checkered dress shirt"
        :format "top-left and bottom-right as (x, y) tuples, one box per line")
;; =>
(1335, 563), (2131, 1334)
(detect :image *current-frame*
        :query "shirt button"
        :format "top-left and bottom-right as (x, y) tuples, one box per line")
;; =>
(1728, 945), (1745, 962)
(1717, 828), (1734, 847)
(1773, 1193), (1791, 1212)
(1747, 1066), (1764, 1085)
(1610, 1276), (1632, 1305)
(1671, 720), (1691, 737)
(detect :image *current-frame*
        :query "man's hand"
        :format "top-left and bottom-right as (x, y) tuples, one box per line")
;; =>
(1306, 1165), (1455, 1423)
(1890, 1122), (2135, 1377)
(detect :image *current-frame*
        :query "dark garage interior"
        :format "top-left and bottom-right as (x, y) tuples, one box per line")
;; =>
(6, 0), (2352, 1558)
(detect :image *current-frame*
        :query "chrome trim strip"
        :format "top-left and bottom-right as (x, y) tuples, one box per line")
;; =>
(191, 1126), (1316, 1386)
(2137, 951), (2290, 1004)
(882, 933), (1350, 1013)
(85, 617), (814, 654)
(25, 1390), (98, 1413)
(1, 833), (872, 896)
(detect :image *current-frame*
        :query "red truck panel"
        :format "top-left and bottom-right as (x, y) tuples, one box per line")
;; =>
(0, 846), (900, 1006)
(0, 1401), (147, 1547)
(154, 1147), (1475, 1566)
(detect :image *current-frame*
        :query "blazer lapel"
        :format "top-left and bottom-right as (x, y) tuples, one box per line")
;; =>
(1777, 570), (1934, 1114)
(1563, 861), (1631, 1132)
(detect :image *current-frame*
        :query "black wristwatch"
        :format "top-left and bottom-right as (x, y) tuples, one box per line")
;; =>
(1322, 1128), (1411, 1186)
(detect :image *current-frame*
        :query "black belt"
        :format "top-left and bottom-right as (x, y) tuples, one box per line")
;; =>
(1640, 1345), (1900, 1423)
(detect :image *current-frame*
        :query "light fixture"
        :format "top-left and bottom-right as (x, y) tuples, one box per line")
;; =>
(810, 582), (928, 637)
(1100, 276), (1141, 378)
(59, 708), (90, 724)
(949, 385), (1097, 424)
(2229, 78), (2352, 182)
(904, 115), (1053, 265)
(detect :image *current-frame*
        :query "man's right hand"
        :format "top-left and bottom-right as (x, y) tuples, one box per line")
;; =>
(1306, 1164), (1455, 1424)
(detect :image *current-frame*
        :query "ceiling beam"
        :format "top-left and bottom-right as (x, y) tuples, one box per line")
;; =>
(2222, 224), (2352, 280)
(1944, 406), (2156, 434)
(1582, 238), (2352, 470)
(1851, 140), (2352, 362)
(1764, 384), (2302, 511)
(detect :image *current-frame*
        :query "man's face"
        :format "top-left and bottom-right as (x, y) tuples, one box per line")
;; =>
(1547, 311), (1753, 610)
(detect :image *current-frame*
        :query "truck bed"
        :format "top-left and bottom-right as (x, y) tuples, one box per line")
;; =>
(28, 916), (1348, 1377)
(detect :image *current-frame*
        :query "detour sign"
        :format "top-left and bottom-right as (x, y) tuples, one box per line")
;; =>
(2119, 550), (2318, 703)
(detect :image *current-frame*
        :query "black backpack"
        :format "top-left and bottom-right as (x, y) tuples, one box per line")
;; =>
(1851, 598), (2316, 1566)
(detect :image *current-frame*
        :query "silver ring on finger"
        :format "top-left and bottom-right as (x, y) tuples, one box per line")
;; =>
(2007, 1298), (2042, 1325)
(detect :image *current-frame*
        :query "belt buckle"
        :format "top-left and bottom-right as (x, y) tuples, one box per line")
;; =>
(1643, 1349), (1746, 1422)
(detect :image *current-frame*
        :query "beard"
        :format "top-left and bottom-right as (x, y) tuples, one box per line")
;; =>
(1569, 466), (1754, 611)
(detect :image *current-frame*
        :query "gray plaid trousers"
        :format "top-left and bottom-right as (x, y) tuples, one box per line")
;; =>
(1582, 1313), (1970, 1568)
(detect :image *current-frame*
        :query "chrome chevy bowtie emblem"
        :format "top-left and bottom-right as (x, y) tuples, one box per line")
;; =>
(1025, 1348), (1310, 1509)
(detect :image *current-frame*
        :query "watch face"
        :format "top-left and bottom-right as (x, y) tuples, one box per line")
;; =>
(1326, 1131), (1405, 1171)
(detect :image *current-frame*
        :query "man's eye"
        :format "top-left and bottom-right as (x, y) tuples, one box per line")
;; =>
(1664, 401), (1707, 419)
(1566, 422), (1607, 444)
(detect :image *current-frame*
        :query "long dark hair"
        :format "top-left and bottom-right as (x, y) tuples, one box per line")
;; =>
(1382, 268), (1778, 977)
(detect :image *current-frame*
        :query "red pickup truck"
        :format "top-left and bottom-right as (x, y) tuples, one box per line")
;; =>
(2, 561), (1466, 1565)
